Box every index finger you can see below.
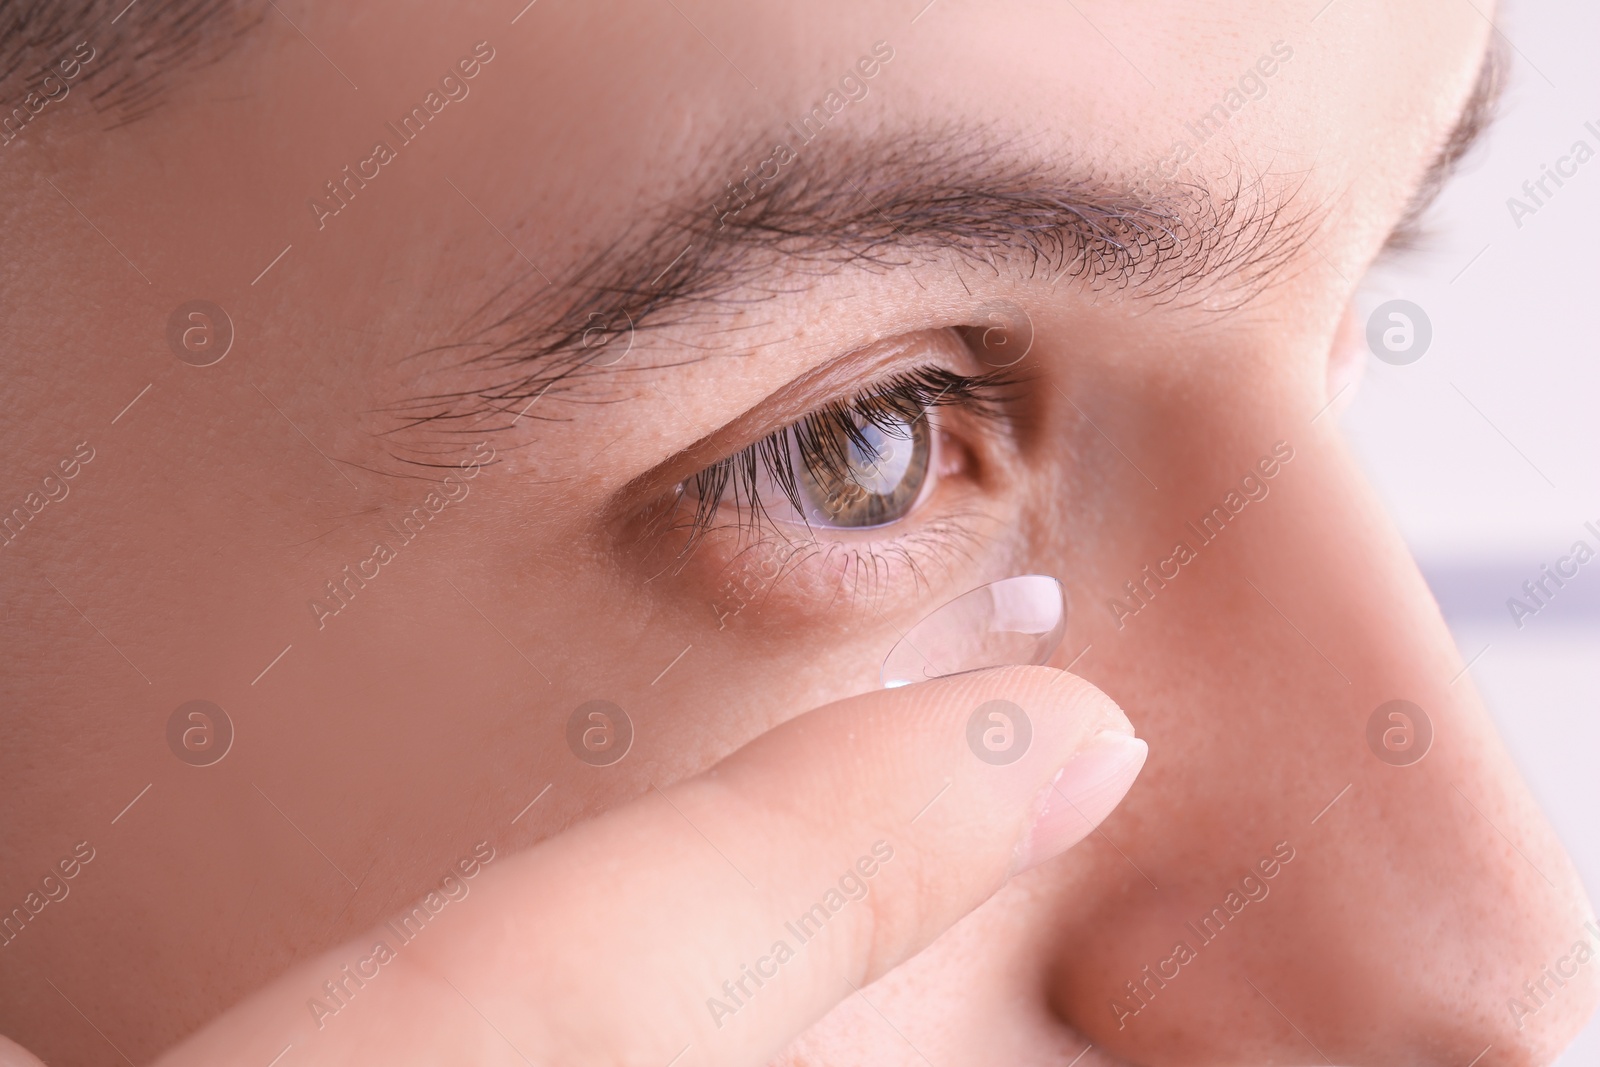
[158,665,1145,1067]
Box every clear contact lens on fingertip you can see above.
[880,574,1067,689]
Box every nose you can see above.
[1039,414,1597,1065]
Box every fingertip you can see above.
[1015,732,1149,874]
[0,1034,46,1067]
[901,664,1133,737]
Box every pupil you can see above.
[798,412,930,528]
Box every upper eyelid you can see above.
[610,330,987,501]
[714,364,1013,482]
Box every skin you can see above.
[0,0,1595,1064]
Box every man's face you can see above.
[3,1,1595,1064]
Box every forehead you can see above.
[194,0,1485,248]
[3,0,1489,470]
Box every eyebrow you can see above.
[394,127,1317,443]
[0,0,260,127]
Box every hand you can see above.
[134,666,1146,1066]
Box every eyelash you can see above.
[679,365,1014,542]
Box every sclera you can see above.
[880,575,1068,688]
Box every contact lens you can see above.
[880,575,1067,688]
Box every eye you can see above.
[791,407,932,528]
[677,362,1011,542]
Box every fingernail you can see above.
[1015,731,1148,874]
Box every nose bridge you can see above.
[1046,424,1597,1065]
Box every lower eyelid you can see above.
[681,508,1000,630]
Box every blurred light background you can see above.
[1341,1,1599,1059]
